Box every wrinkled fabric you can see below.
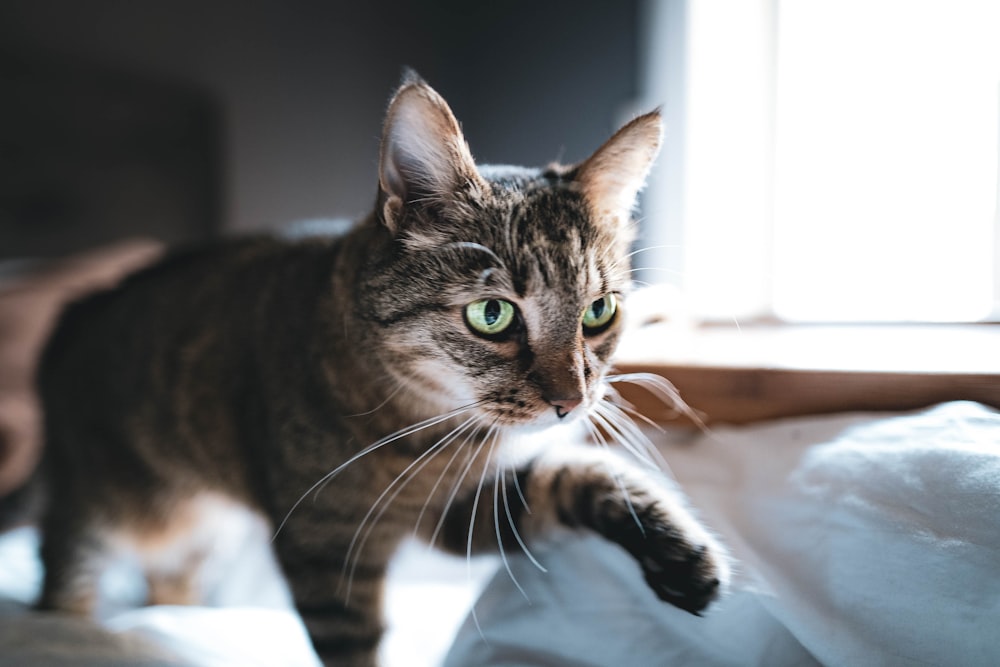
[445,402,1000,667]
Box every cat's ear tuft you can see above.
[378,77,485,233]
[398,66,427,88]
[576,110,663,228]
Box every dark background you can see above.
[0,0,642,260]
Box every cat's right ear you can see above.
[377,76,486,234]
[575,110,663,232]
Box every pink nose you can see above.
[550,398,583,419]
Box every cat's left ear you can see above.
[576,111,663,228]
[378,74,487,234]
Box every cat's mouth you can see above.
[479,388,602,428]
[485,405,586,428]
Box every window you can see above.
[639,0,1000,323]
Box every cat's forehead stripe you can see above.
[504,200,583,289]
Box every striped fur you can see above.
[33,75,727,666]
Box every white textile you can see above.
[445,401,1000,667]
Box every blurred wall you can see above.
[0,0,640,255]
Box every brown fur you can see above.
[31,74,728,666]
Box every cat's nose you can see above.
[550,397,583,419]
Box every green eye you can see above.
[465,299,516,337]
[582,294,617,333]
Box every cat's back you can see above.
[39,235,342,427]
[45,238,275,367]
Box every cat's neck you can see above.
[319,218,462,440]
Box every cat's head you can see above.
[362,73,661,429]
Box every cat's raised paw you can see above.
[637,536,726,615]
[560,456,732,615]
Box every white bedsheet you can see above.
[1,401,998,666]
[0,528,490,667]
[446,401,1000,666]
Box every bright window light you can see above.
[772,0,999,322]
[640,0,999,323]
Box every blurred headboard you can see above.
[0,53,221,261]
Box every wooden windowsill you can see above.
[612,323,1000,426]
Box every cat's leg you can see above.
[132,492,253,607]
[37,512,111,615]
[272,509,386,667]
[146,568,200,606]
[40,489,244,611]
[38,501,207,613]
[436,444,729,615]
[142,548,206,606]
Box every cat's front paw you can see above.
[632,520,728,615]
[532,448,730,615]
[590,476,730,615]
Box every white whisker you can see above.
[272,401,483,541]
[589,404,659,470]
[598,399,676,474]
[427,421,498,550]
[617,468,646,537]
[343,381,408,418]
[413,422,484,538]
[467,428,500,565]
[606,373,709,432]
[626,266,686,278]
[501,460,546,573]
[438,241,508,270]
[510,458,531,515]
[592,400,676,476]
[467,426,501,645]
[493,455,531,601]
[603,385,669,442]
[341,415,479,598]
[623,244,682,260]
[583,420,645,536]
[604,385,666,433]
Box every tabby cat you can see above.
[33,73,728,666]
